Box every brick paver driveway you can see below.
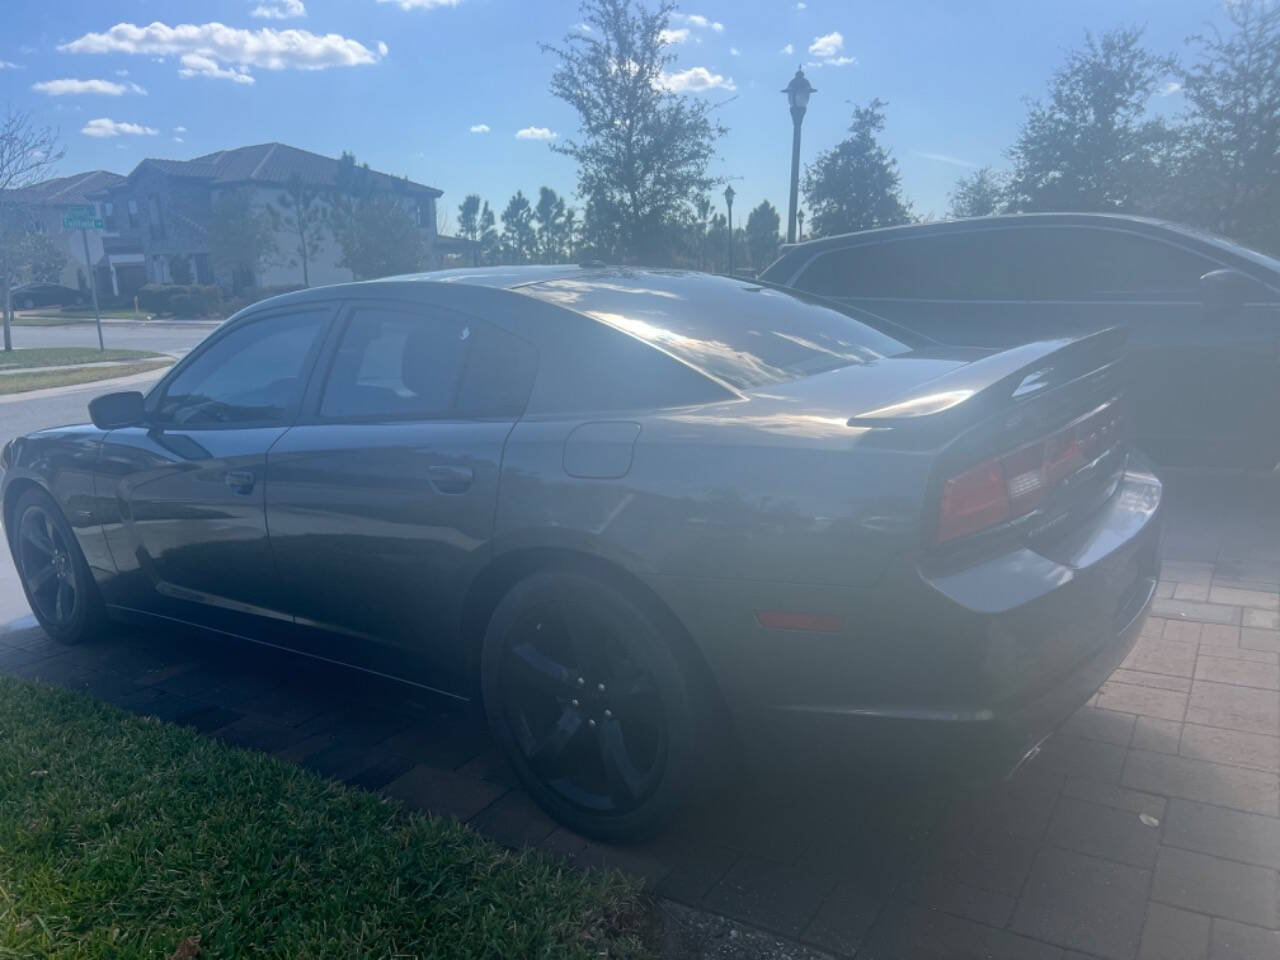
[2,469,1277,959]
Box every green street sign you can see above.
[65,204,95,218]
[63,215,104,230]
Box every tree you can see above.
[543,0,725,263]
[333,192,424,279]
[500,190,536,263]
[477,201,498,264]
[25,234,66,284]
[1174,0,1280,253]
[534,186,569,263]
[273,172,326,287]
[803,99,912,238]
[457,193,482,265]
[208,189,278,291]
[0,107,65,350]
[1007,28,1174,213]
[948,166,1008,219]
[744,200,781,271]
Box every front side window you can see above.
[127,199,139,229]
[320,306,537,420]
[153,310,328,426]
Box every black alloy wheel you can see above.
[482,570,705,841]
[11,489,104,643]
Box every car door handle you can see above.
[427,465,473,494]
[223,469,256,495]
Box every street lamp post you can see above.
[782,68,815,245]
[724,183,735,275]
[797,209,805,242]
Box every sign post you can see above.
[62,205,105,350]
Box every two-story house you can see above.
[90,142,442,292]
[6,170,130,292]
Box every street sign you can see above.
[63,214,104,230]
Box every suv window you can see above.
[153,309,328,426]
[1012,227,1219,301]
[320,306,537,420]
[796,232,1024,300]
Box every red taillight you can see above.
[937,403,1124,544]
[938,458,1010,543]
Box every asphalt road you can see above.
[5,317,216,358]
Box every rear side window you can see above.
[320,305,536,420]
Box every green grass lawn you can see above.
[0,676,647,958]
[0,361,174,395]
[15,308,150,321]
[0,348,160,370]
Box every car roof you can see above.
[772,212,1280,274]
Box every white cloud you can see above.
[809,31,843,58]
[575,22,592,33]
[1160,80,1182,96]
[515,126,557,140]
[59,22,386,86]
[671,13,724,32]
[656,66,736,93]
[729,46,740,56]
[469,122,490,133]
[376,0,461,9]
[659,28,690,45]
[252,0,306,19]
[0,61,22,69]
[174,125,187,132]
[179,53,256,84]
[806,55,855,69]
[796,2,807,9]
[81,117,158,137]
[780,43,794,55]
[173,136,184,142]
[32,78,147,96]
[914,150,977,168]
[114,68,129,76]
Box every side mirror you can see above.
[89,391,145,429]
[1199,268,1256,314]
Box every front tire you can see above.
[10,488,106,644]
[481,570,705,842]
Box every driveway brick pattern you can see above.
[1,469,1277,958]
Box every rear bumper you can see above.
[655,454,1162,777]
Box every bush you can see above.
[137,284,221,317]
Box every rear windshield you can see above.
[520,270,912,390]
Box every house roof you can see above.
[126,142,442,198]
[7,170,126,206]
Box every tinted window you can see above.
[1012,228,1218,301]
[154,310,327,426]
[521,272,909,390]
[796,232,1024,300]
[320,307,536,420]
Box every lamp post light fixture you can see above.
[724,183,736,275]
[796,209,805,242]
[782,67,815,245]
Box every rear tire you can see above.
[10,488,106,644]
[480,569,707,842]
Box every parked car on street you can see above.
[1,267,1161,840]
[9,282,86,309]
[761,213,1280,468]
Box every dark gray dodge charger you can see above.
[1,267,1161,840]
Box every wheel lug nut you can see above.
[576,677,584,686]
[588,718,596,728]
[597,683,606,693]
[603,709,612,719]
[571,699,579,708]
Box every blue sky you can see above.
[3,0,1225,231]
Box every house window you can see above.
[103,202,116,231]
[148,196,165,240]
[152,255,169,284]
[127,199,139,229]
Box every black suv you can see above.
[762,213,1280,468]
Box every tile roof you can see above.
[8,170,126,206]
[135,142,441,197]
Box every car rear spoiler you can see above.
[846,327,1128,436]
